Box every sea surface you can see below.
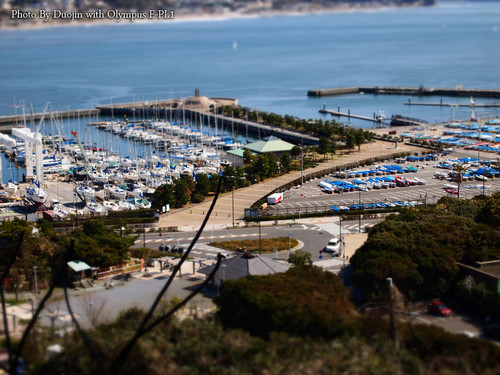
[1,1,500,181]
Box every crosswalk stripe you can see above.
[313,258,345,266]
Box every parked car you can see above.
[427,300,452,316]
[444,188,459,194]
[159,244,171,252]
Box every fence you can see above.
[95,263,141,280]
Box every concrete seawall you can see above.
[307,86,500,98]
[0,108,99,131]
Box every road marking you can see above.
[313,258,346,268]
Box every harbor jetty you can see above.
[0,98,319,145]
[319,107,385,124]
[307,86,500,98]
[0,108,99,130]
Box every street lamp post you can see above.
[301,137,304,185]
[358,190,361,233]
[258,214,262,256]
[232,186,235,227]
[288,224,292,257]
[142,223,146,248]
[451,104,458,122]
[33,266,38,297]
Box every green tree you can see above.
[476,192,500,227]
[330,139,337,160]
[354,129,365,151]
[73,220,135,268]
[350,199,500,302]
[288,250,312,266]
[215,265,355,339]
[266,153,279,177]
[223,164,237,191]
[345,132,355,151]
[174,178,191,208]
[452,164,469,199]
[280,152,291,173]
[290,145,302,160]
[152,183,176,209]
[192,173,211,202]
[243,149,254,164]
[254,155,270,180]
[318,137,331,160]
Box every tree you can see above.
[243,149,255,164]
[254,155,270,180]
[453,164,469,199]
[223,164,237,191]
[174,178,191,208]
[345,132,355,152]
[73,220,135,268]
[318,137,331,160]
[476,193,500,227]
[0,219,63,298]
[266,153,278,177]
[330,139,337,160]
[290,145,301,160]
[350,199,500,302]
[288,250,312,266]
[179,173,195,196]
[280,152,291,173]
[152,183,176,209]
[215,266,355,339]
[192,173,211,202]
[354,129,365,151]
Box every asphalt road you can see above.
[135,219,380,259]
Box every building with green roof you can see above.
[243,136,295,155]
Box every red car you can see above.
[427,300,452,316]
[444,188,458,195]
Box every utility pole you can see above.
[301,137,304,185]
[358,190,361,233]
[387,277,399,348]
[143,223,146,248]
[258,215,262,256]
[232,186,235,227]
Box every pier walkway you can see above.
[308,86,500,98]
[159,140,422,231]
[319,108,385,124]
[404,101,500,108]
[0,109,99,129]
[185,110,319,146]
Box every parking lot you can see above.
[266,150,500,216]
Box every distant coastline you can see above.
[0,1,434,31]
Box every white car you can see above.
[475,174,488,181]
[324,237,341,255]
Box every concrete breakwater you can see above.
[0,101,319,146]
[185,110,319,146]
[0,108,99,130]
[307,86,500,98]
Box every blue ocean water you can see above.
[1,1,500,181]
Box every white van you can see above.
[267,193,283,205]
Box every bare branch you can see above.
[111,170,226,373]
